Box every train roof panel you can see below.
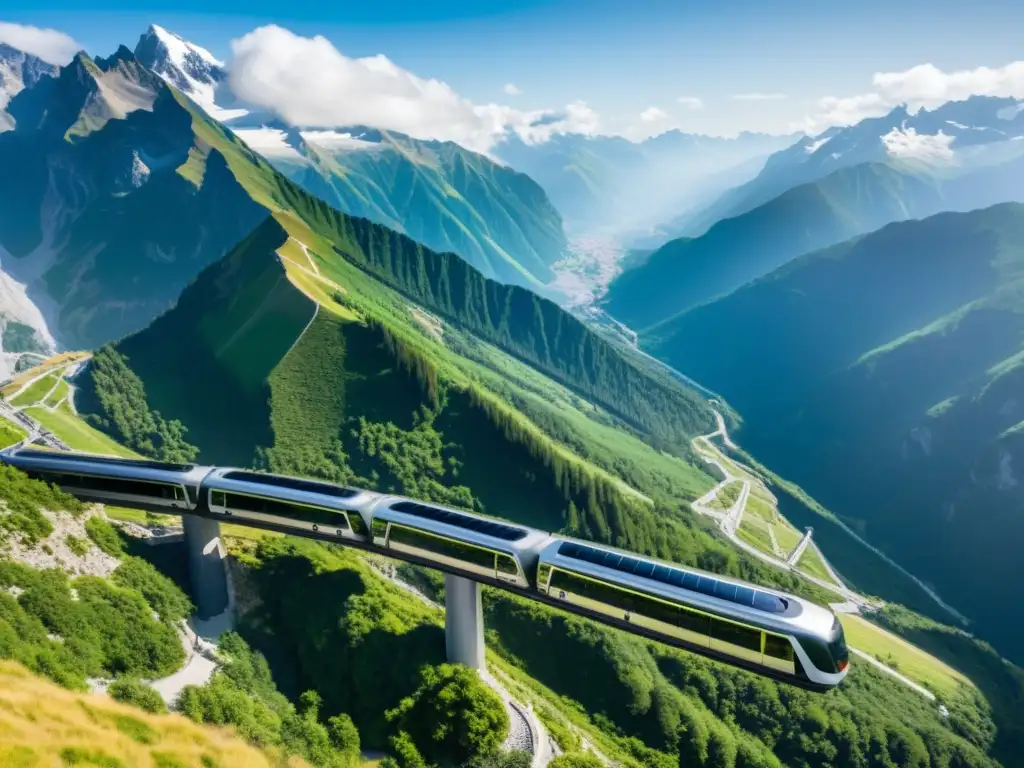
[389,501,528,542]
[12,448,195,473]
[557,541,789,614]
[220,470,361,499]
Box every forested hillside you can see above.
[644,203,1024,664]
[262,127,568,291]
[603,163,945,329]
[604,158,1024,330]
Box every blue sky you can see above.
[4,0,1024,139]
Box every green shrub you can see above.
[65,535,90,558]
[111,557,193,623]
[385,664,508,765]
[108,678,168,714]
[85,517,124,558]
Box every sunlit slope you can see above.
[0,53,267,350]
[0,661,304,767]
[603,163,946,329]
[644,203,1024,661]
[273,128,568,290]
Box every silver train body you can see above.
[0,446,211,512]
[535,538,848,689]
[0,446,848,689]
[370,499,552,589]
[202,468,377,541]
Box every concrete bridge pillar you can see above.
[182,515,229,619]
[445,573,485,669]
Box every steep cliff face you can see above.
[0,51,265,349]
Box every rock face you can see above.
[4,505,120,579]
[133,24,236,120]
[0,42,58,114]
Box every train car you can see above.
[202,468,378,540]
[535,538,848,690]
[0,446,210,512]
[371,499,552,588]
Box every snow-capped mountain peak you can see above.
[133,24,245,121]
[0,43,59,116]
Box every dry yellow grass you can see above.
[0,660,310,767]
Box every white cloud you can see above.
[880,126,956,163]
[227,25,596,153]
[0,21,80,65]
[676,96,703,110]
[640,106,668,122]
[732,92,787,101]
[503,83,522,96]
[801,60,1024,133]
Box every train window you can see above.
[346,513,368,536]
[537,563,553,587]
[734,586,756,606]
[798,636,839,673]
[222,471,360,499]
[389,501,528,541]
[388,525,497,569]
[677,607,711,636]
[752,592,788,614]
[372,519,389,538]
[497,554,519,576]
[640,593,678,626]
[556,541,790,615]
[695,576,718,597]
[764,634,794,661]
[211,491,226,506]
[828,619,849,669]
[222,492,346,527]
[49,472,185,501]
[634,561,655,578]
[619,557,640,573]
[710,619,761,651]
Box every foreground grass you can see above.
[0,419,26,449]
[0,659,306,767]
[841,614,972,698]
[26,402,141,458]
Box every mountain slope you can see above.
[603,162,948,329]
[680,96,1024,237]
[133,24,246,122]
[495,130,796,236]
[238,125,568,291]
[644,203,1024,661]
[0,49,267,349]
[606,153,1024,330]
[0,42,58,130]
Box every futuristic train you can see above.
[0,445,849,690]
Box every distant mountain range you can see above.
[129,25,568,292]
[494,130,798,237]
[677,96,1024,238]
[603,154,1024,329]
[642,202,1024,660]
